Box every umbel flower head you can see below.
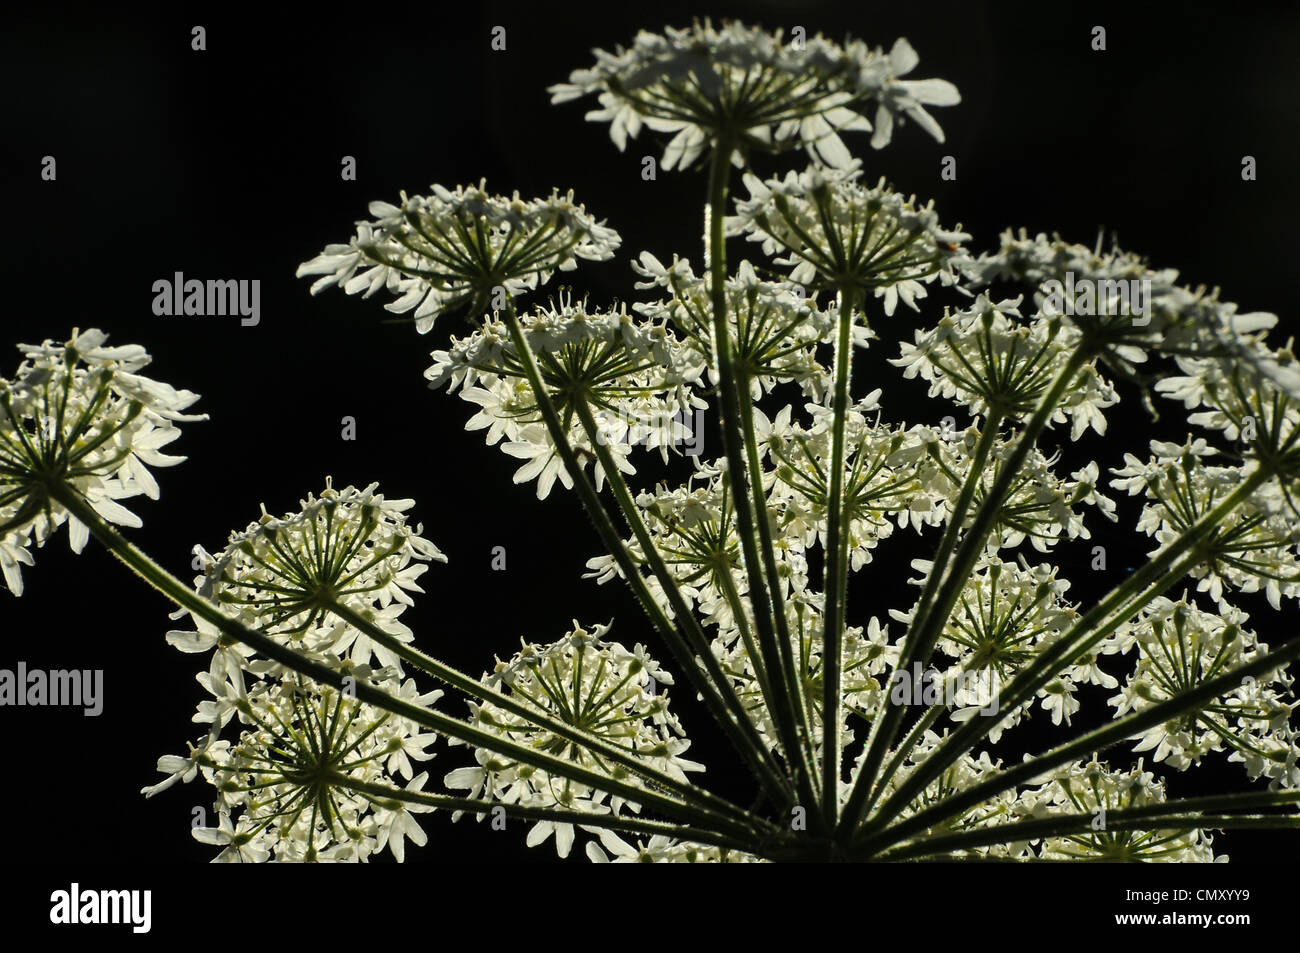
[633,254,837,398]
[892,295,1120,438]
[0,329,203,595]
[1107,596,1298,780]
[445,622,701,858]
[171,479,446,673]
[297,182,622,332]
[974,229,1280,378]
[550,20,958,169]
[1027,760,1221,862]
[148,670,441,863]
[729,161,972,311]
[426,294,704,497]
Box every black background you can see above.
[1,0,1298,869]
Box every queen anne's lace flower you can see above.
[1107,597,1298,779]
[297,183,621,331]
[974,229,1278,379]
[0,329,204,595]
[444,622,701,858]
[148,671,440,863]
[169,479,445,674]
[633,254,836,398]
[892,295,1119,438]
[729,162,971,311]
[1026,760,1223,862]
[428,296,703,496]
[1111,441,1300,609]
[550,21,958,170]
[1158,348,1300,481]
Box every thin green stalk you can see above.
[864,469,1270,834]
[706,138,816,813]
[875,793,1300,861]
[499,303,791,804]
[737,366,820,790]
[339,774,758,853]
[320,596,752,823]
[48,481,761,842]
[840,409,1006,832]
[858,578,1300,855]
[820,285,858,827]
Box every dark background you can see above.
[1,0,1298,866]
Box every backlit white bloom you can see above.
[1108,597,1298,779]
[633,254,836,398]
[1029,760,1223,862]
[444,622,701,858]
[174,479,445,673]
[892,295,1119,438]
[551,21,958,169]
[427,296,702,495]
[585,831,761,863]
[974,229,1278,376]
[729,162,971,306]
[1111,443,1300,609]
[0,328,204,595]
[151,671,441,863]
[297,183,621,331]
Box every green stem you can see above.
[338,774,757,853]
[858,554,1300,855]
[499,303,791,804]
[49,481,760,842]
[820,285,858,827]
[320,596,751,823]
[840,408,1006,833]
[737,367,819,790]
[706,138,816,814]
[875,794,1300,861]
[864,469,1269,836]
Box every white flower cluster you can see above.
[170,479,445,672]
[633,255,836,398]
[550,21,958,170]
[974,229,1278,369]
[719,595,897,754]
[892,295,1119,439]
[764,398,948,567]
[905,556,1113,734]
[1159,350,1300,477]
[1107,597,1298,784]
[149,672,440,862]
[1025,760,1222,862]
[444,622,701,858]
[1112,439,1300,608]
[427,296,704,497]
[585,832,761,863]
[147,481,446,862]
[0,329,203,595]
[876,750,1224,861]
[866,729,1024,857]
[297,183,621,331]
[729,161,972,311]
